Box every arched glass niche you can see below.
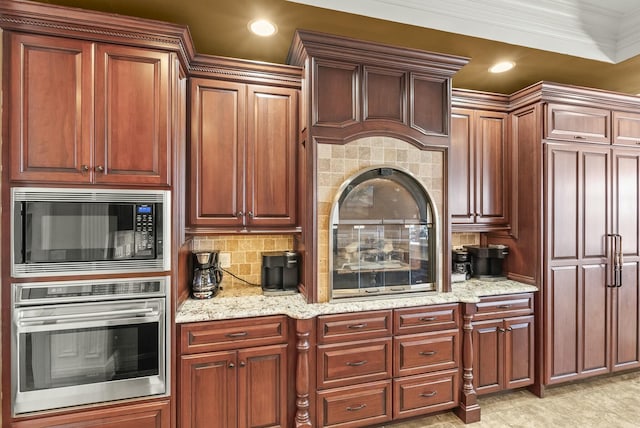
[330,167,437,299]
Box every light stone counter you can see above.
[175,278,538,323]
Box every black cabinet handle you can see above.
[419,351,436,356]
[346,360,368,367]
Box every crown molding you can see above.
[288,0,640,63]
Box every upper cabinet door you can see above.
[9,33,94,183]
[613,111,640,147]
[189,78,246,227]
[94,44,171,186]
[474,111,508,225]
[544,103,610,144]
[246,85,298,227]
[450,108,474,224]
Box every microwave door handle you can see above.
[18,307,156,325]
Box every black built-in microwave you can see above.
[11,187,170,277]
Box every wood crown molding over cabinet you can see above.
[287,29,469,148]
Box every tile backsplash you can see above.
[192,235,294,290]
[451,232,480,248]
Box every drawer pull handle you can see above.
[346,360,368,367]
[348,323,368,329]
[574,135,586,140]
[497,304,512,309]
[347,404,367,411]
[419,351,437,356]
[226,332,248,338]
[420,391,437,398]
[419,316,437,322]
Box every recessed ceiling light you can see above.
[489,61,515,73]
[248,19,277,37]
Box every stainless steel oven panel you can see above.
[12,298,169,415]
[13,276,168,306]
[11,187,171,277]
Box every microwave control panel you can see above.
[135,204,155,257]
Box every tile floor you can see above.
[381,371,640,427]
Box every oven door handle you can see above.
[17,307,157,326]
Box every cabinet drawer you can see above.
[613,110,640,146]
[474,293,534,321]
[394,304,459,335]
[544,103,610,143]
[317,310,392,344]
[394,330,459,377]
[393,369,459,420]
[317,338,392,389]
[316,380,392,428]
[179,315,287,354]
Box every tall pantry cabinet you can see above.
[488,83,640,394]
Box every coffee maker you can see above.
[261,251,299,294]
[191,251,224,299]
[452,249,472,281]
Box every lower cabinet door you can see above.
[10,400,171,428]
[316,380,392,428]
[472,319,503,395]
[393,369,459,420]
[179,351,237,428]
[237,344,288,428]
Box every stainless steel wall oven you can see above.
[11,277,170,415]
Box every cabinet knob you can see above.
[239,361,246,367]
[236,211,244,218]
[228,362,235,368]
[248,211,254,218]
[81,164,90,172]
[95,165,105,173]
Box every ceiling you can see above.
[30,0,640,95]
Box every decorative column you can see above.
[455,302,481,423]
[295,318,312,427]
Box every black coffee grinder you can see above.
[191,251,223,299]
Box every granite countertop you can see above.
[175,278,538,323]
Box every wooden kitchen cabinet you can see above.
[613,110,640,146]
[392,304,460,420]
[450,107,509,230]
[8,32,172,186]
[315,311,393,427]
[545,144,640,383]
[178,316,289,428]
[10,400,171,428]
[189,77,298,230]
[472,294,534,395]
[544,103,610,144]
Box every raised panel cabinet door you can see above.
[237,344,288,428]
[189,78,245,227]
[544,103,610,143]
[474,111,508,224]
[471,319,503,395]
[612,149,640,371]
[10,401,171,428]
[504,315,535,389]
[246,85,298,227]
[94,44,171,186]
[613,111,640,146]
[9,33,93,183]
[179,351,237,428]
[410,73,447,136]
[450,108,474,224]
